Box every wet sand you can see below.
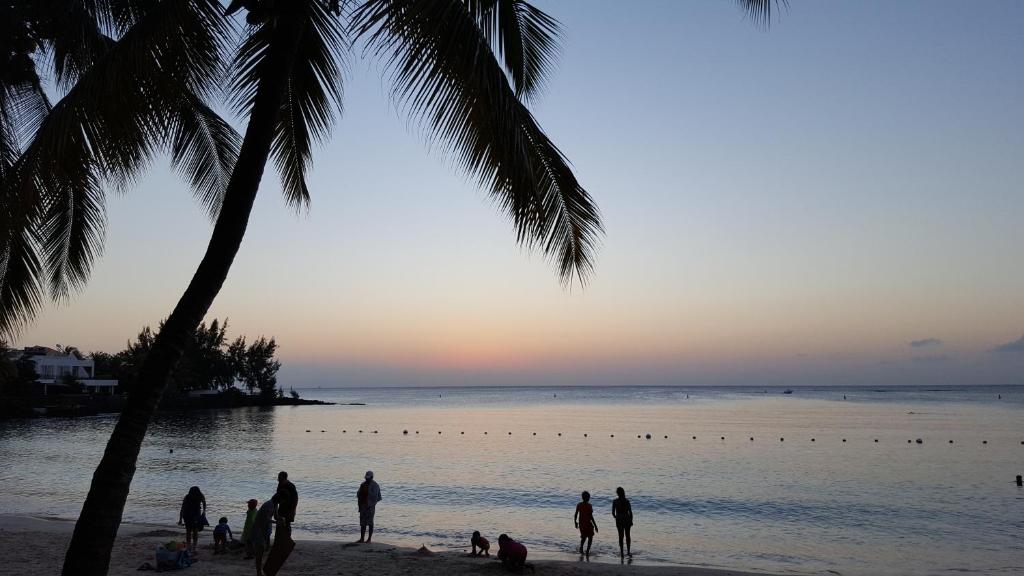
[0,515,782,576]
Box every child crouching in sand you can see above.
[213,516,234,553]
[497,534,527,570]
[471,531,490,556]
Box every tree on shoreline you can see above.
[90,320,281,396]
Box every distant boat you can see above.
[783,389,794,394]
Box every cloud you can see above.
[909,338,943,348]
[912,354,949,364]
[992,334,1024,355]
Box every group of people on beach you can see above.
[179,471,635,575]
[178,471,300,576]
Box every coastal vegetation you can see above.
[0,320,307,418]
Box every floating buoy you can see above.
[358,430,363,433]
[811,438,815,442]
[508,432,512,435]
[749,437,754,441]
[874,439,878,442]
[1016,475,1022,487]
[558,433,562,436]
[415,431,419,434]
[610,434,615,438]
[484,432,488,435]
[692,436,697,440]
[645,434,651,440]
[584,433,588,437]
[842,439,847,443]
[343,430,347,433]
[948,440,953,444]
[438,431,442,434]
[373,430,378,434]
[169,449,174,453]
[664,435,669,439]
[720,436,725,440]
[403,430,408,435]
[983,440,988,444]
[305,430,311,433]
[780,437,784,442]
[461,432,465,435]
[916,438,923,444]
[532,432,536,436]
[907,440,912,443]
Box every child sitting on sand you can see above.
[497,534,527,570]
[471,531,490,556]
[213,517,234,553]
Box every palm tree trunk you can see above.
[61,10,307,576]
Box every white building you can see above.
[21,346,119,395]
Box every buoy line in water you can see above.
[299,429,1019,445]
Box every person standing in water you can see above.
[611,487,633,558]
[574,490,598,555]
[357,470,382,543]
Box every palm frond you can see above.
[169,95,241,218]
[0,0,232,337]
[736,0,785,28]
[232,0,346,208]
[465,0,561,100]
[354,0,601,284]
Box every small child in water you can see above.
[471,531,490,556]
[213,516,233,554]
[574,490,597,555]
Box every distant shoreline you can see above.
[0,393,333,420]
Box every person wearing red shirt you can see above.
[574,490,598,555]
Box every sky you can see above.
[14,0,1024,387]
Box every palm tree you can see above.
[2,1,778,574]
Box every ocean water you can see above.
[1,385,1022,575]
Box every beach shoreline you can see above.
[0,515,785,576]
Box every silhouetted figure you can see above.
[213,516,234,554]
[574,490,598,555]
[274,471,298,534]
[497,534,528,570]
[612,487,633,557]
[251,497,277,576]
[177,486,207,554]
[471,530,490,556]
[242,499,258,559]
[357,470,382,543]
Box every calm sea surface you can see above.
[1,385,1022,575]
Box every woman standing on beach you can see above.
[612,487,633,558]
[574,491,598,555]
[177,486,206,554]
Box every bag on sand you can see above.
[155,546,192,570]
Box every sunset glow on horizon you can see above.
[13,0,1024,387]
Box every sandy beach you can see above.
[0,515,780,576]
